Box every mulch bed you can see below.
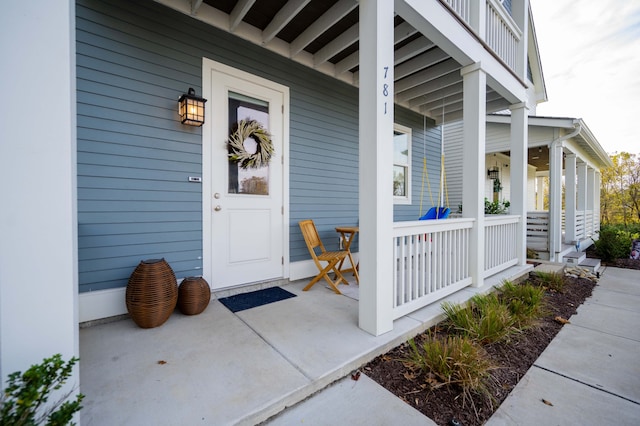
[363,274,599,426]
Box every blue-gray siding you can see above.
[77,0,441,292]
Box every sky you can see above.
[530,1,640,155]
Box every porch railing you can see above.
[585,210,594,237]
[484,215,519,277]
[526,211,549,251]
[576,210,586,240]
[442,0,521,72]
[392,219,474,319]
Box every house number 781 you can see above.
[383,66,389,115]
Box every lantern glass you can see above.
[178,88,207,127]
[487,167,500,179]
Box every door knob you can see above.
[214,205,222,211]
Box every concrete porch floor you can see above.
[79,265,532,425]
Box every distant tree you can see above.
[600,152,640,225]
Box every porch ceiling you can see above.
[172,0,514,124]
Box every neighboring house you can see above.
[1,0,535,387]
[445,115,612,264]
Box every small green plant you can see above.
[484,198,510,215]
[526,248,539,259]
[0,354,84,426]
[406,335,494,409]
[499,280,545,327]
[442,293,516,343]
[531,271,565,293]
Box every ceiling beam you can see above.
[394,47,449,80]
[229,0,256,32]
[290,0,357,57]
[191,0,203,15]
[394,37,434,65]
[314,23,358,66]
[394,58,460,92]
[397,71,460,103]
[262,0,311,44]
[407,81,463,108]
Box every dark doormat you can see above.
[218,287,296,313]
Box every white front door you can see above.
[203,59,289,289]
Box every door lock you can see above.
[214,193,221,199]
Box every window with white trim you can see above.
[393,124,412,204]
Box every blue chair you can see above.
[419,207,450,220]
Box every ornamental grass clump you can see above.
[406,335,495,411]
[442,293,516,343]
[532,271,565,293]
[499,280,546,327]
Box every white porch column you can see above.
[564,154,577,244]
[587,167,596,236]
[509,102,529,265]
[594,171,602,233]
[358,0,394,336]
[0,0,78,386]
[548,142,563,261]
[535,175,545,210]
[461,63,486,287]
[577,161,588,212]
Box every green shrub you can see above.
[406,335,494,405]
[594,225,639,261]
[0,354,84,426]
[499,280,545,327]
[484,198,510,215]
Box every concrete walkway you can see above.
[79,266,640,425]
[265,266,640,426]
[487,266,640,425]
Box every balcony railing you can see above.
[442,0,522,72]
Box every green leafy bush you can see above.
[484,198,510,215]
[0,354,84,426]
[594,225,639,261]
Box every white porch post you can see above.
[587,167,596,236]
[564,154,577,244]
[535,175,545,210]
[358,0,394,336]
[577,161,588,214]
[548,142,563,261]
[510,103,528,265]
[594,171,602,233]
[1,0,78,387]
[461,63,486,287]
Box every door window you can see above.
[228,93,270,195]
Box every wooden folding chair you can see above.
[299,219,349,294]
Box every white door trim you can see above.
[202,58,290,288]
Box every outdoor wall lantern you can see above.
[178,88,207,127]
[487,166,500,180]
